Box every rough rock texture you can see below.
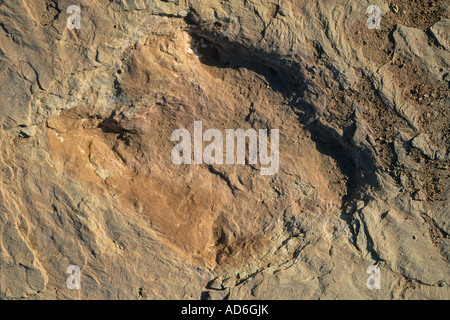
[0,0,449,299]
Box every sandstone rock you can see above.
[0,0,448,300]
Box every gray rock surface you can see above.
[0,0,449,299]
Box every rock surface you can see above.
[0,0,449,299]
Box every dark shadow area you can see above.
[200,291,211,300]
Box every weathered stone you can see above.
[0,0,448,300]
